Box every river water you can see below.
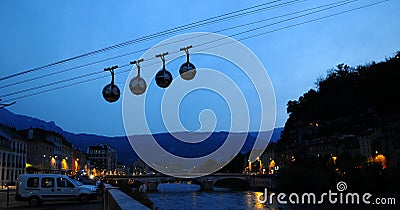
[148,190,281,210]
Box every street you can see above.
[0,188,103,210]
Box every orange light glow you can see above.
[61,159,69,170]
[373,154,387,169]
[332,156,337,165]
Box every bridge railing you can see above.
[103,183,149,210]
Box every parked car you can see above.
[69,175,96,185]
[15,174,98,207]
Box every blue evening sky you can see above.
[0,0,399,136]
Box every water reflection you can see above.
[251,191,266,209]
[148,190,279,210]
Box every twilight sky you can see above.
[0,0,399,136]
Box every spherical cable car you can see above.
[155,52,173,88]
[129,59,147,95]
[102,65,120,103]
[179,46,196,81]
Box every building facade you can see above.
[72,147,89,174]
[61,139,73,173]
[0,124,27,186]
[87,144,117,176]
[19,128,75,174]
[116,162,127,176]
[261,122,400,172]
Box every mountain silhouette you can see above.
[0,108,282,165]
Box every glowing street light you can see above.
[248,160,252,172]
[332,156,337,165]
[257,157,262,173]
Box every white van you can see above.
[15,174,98,206]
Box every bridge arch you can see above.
[161,178,204,189]
[128,179,145,188]
[213,178,249,190]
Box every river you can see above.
[148,190,281,210]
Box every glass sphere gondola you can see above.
[155,68,173,88]
[129,76,147,95]
[102,83,120,103]
[179,61,196,80]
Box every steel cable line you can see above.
[0,0,357,99]
[0,0,377,100]
[199,0,390,53]
[0,0,306,89]
[1,0,388,102]
[0,0,301,82]
[0,0,350,90]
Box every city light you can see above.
[257,157,263,173]
[269,160,276,174]
[373,154,387,169]
[332,156,337,165]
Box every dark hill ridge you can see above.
[281,52,400,146]
[0,108,282,164]
[271,52,400,194]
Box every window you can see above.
[41,177,54,188]
[57,177,74,188]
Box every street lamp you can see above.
[42,155,46,172]
[331,156,337,165]
[257,157,263,174]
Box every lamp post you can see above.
[257,157,262,174]
[42,155,46,173]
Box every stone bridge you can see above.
[105,173,276,191]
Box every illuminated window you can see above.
[41,177,54,188]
